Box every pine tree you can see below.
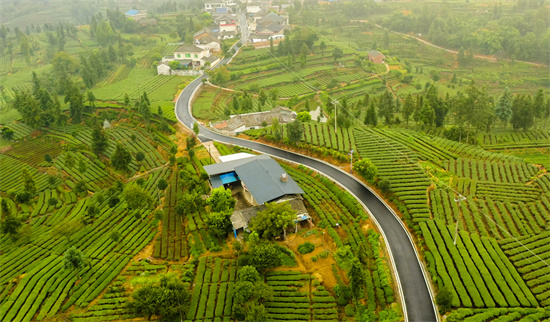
[111,143,132,171]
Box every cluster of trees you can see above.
[334,84,549,137]
[232,265,274,321]
[384,2,550,63]
[12,72,67,128]
[128,273,191,320]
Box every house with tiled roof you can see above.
[211,106,296,135]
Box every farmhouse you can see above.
[368,50,385,64]
[211,106,296,135]
[124,9,147,21]
[157,43,221,75]
[204,0,237,12]
[215,14,238,33]
[203,154,308,237]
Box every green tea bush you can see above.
[297,242,315,254]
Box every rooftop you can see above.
[204,154,304,205]
[368,50,383,57]
[125,9,139,16]
[175,44,204,53]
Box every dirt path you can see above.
[374,24,549,68]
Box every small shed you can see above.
[368,50,385,64]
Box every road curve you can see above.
[174,50,438,322]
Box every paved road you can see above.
[174,24,438,322]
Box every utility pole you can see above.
[333,99,339,133]
[453,194,466,245]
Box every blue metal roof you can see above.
[125,9,139,16]
[220,172,239,184]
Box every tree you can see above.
[296,111,311,122]
[511,94,534,130]
[206,186,235,213]
[1,127,14,140]
[64,82,84,124]
[238,266,261,283]
[124,185,151,210]
[111,143,132,171]
[91,125,109,156]
[193,122,200,135]
[0,215,22,241]
[21,168,36,195]
[128,274,190,321]
[419,100,436,126]
[436,287,453,314]
[135,151,145,162]
[353,159,377,183]
[271,118,282,141]
[495,87,513,126]
[242,244,283,272]
[78,157,87,174]
[206,211,231,240]
[249,201,295,239]
[532,88,545,128]
[65,153,75,168]
[157,178,168,191]
[44,154,53,163]
[287,119,303,143]
[378,179,391,196]
[87,90,96,112]
[74,180,88,197]
[378,90,396,125]
[110,231,121,243]
[63,246,86,279]
[402,94,415,125]
[348,258,365,300]
[332,47,343,62]
[319,41,326,57]
[364,102,377,127]
[129,285,160,320]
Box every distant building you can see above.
[157,44,220,75]
[215,14,238,33]
[204,0,237,12]
[368,50,385,64]
[124,9,147,21]
[211,106,296,135]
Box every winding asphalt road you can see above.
[174,28,438,321]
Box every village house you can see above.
[124,9,147,21]
[203,154,310,238]
[211,106,296,135]
[157,44,220,75]
[368,50,385,64]
[204,0,237,12]
[215,14,238,33]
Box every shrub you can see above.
[345,304,355,317]
[297,242,315,254]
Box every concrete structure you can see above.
[219,152,255,162]
[368,50,385,64]
[211,106,296,135]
